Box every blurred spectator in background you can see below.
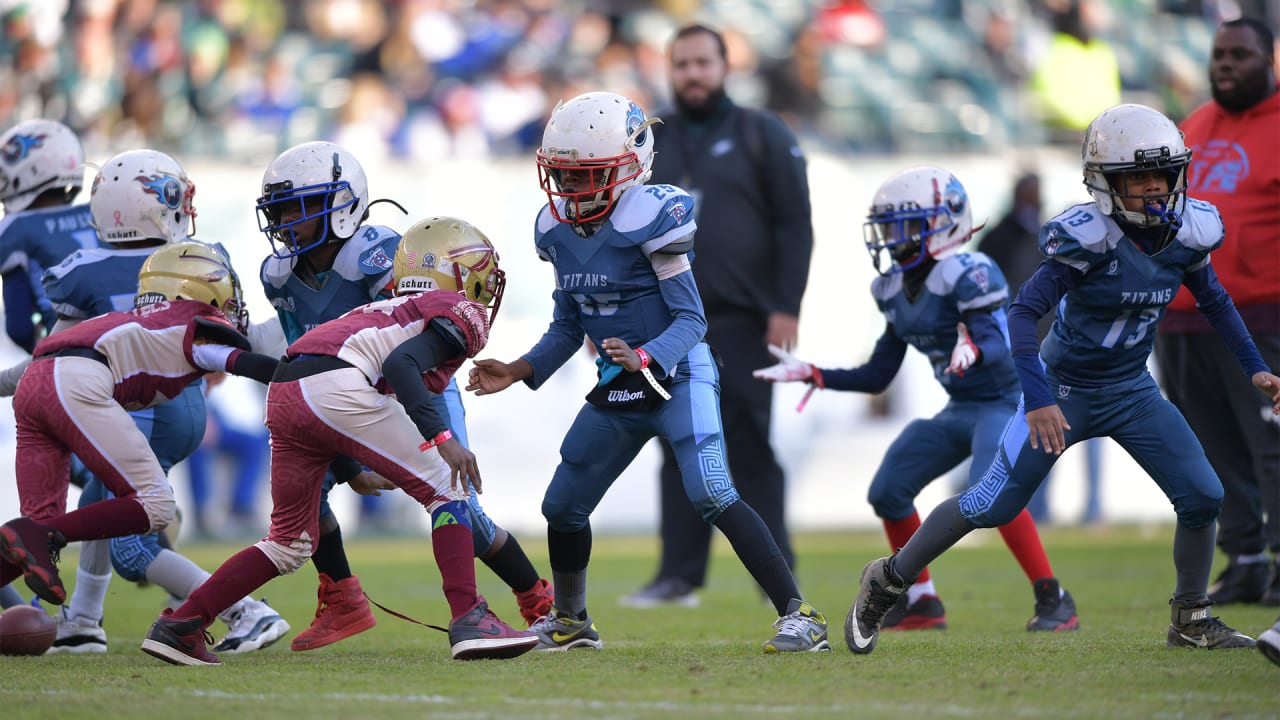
[1029,0,1121,142]
[978,172,1104,526]
[185,373,269,540]
[1155,17,1279,607]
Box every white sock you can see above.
[67,540,112,623]
[907,580,937,604]
[144,549,211,600]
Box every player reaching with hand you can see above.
[756,166,1078,633]
[845,105,1280,656]
[467,91,829,653]
[142,217,538,665]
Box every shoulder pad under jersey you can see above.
[926,252,1009,313]
[610,184,696,256]
[1171,198,1224,254]
[1039,203,1116,273]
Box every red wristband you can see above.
[418,429,454,452]
[635,347,650,369]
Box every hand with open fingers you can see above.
[945,322,979,377]
[752,344,814,383]
[467,359,515,395]
[1253,371,1280,415]
[437,437,481,493]
[348,469,397,496]
[601,337,642,372]
[1025,404,1071,455]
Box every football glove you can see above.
[945,322,979,377]
[753,344,815,383]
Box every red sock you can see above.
[997,509,1054,582]
[176,546,279,627]
[883,511,931,584]
[432,523,478,620]
[47,497,150,542]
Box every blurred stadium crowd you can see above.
[2,0,1276,163]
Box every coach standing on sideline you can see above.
[621,23,814,608]
[1155,17,1280,607]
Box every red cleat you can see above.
[290,573,377,651]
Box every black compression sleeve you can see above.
[227,350,281,385]
[382,319,467,440]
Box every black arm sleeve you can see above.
[382,317,468,441]
[226,350,281,385]
[760,114,813,316]
[329,455,363,485]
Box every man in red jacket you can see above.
[1156,17,1279,607]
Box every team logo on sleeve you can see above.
[666,200,687,223]
[365,248,394,270]
[970,267,989,293]
[136,174,184,209]
[1044,230,1061,256]
[2,133,45,164]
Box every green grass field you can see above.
[2,526,1277,719]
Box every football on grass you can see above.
[0,605,57,656]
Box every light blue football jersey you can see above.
[1038,198,1224,386]
[260,224,399,343]
[0,203,97,278]
[871,251,1019,402]
[529,184,698,366]
[44,239,231,319]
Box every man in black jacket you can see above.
[621,23,814,608]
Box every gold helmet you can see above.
[135,241,249,333]
[394,216,506,321]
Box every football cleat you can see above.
[513,578,555,627]
[530,607,603,651]
[1207,561,1270,606]
[844,556,906,655]
[46,607,107,654]
[1027,578,1080,632]
[141,609,220,666]
[618,576,699,609]
[1166,598,1254,649]
[214,599,290,653]
[1257,618,1280,667]
[448,596,539,660]
[290,573,376,652]
[763,598,830,653]
[882,593,947,631]
[0,518,67,605]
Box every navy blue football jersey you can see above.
[1038,198,1224,385]
[524,184,699,379]
[260,224,399,343]
[871,251,1019,401]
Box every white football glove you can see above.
[753,344,815,383]
[945,322,979,377]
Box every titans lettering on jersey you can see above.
[532,184,697,358]
[287,290,489,394]
[871,252,1018,401]
[0,204,96,277]
[35,299,232,410]
[1038,198,1223,385]
[260,224,399,343]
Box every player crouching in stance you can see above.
[756,166,1078,633]
[845,104,1280,656]
[466,91,829,653]
[142,217,539,665]
[0,242,277,607]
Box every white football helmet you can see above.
[1082,104,1190,229]
[89,149,197,246]
[537,91,659,225]
[0,119,85,213]
[863,166,974,275]
[256,141,370,258]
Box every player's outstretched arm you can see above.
[753,344,816,384]
[467,358,533,396]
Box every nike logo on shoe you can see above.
[1176,632,1210,648]
[551,630,580,644]
[475,623,502,636]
